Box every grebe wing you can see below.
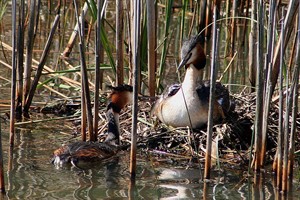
[196,81,231,113]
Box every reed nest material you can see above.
[46,92,300,167]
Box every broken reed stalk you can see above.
[16,0,25,118]
[23,15,60,114]
[204,5,218,180]
[23,0,36,106]
[0,118,5,193]
[130,0,141,181]
[116,0,124,85]
[62,2,88,57]
[147,0,156,97]
[10,0,17,146]
[73,0,94,141]
[254,0,264,172]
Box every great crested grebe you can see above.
[152,35,231,129]
[52,84,133,167]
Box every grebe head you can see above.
[105,84,133,145]
[178,35,206,71]
[107,84,133,112]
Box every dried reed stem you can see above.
[62,2,88,57]
[130,0,141,180]
[16,0,26,118]
[270,0,299,96]
[248,0,257,91]
[23,0,36,105]
[10,0,17,146]
[74,0,94,141]
[23,15,60,114]
[204,5,218,180]
[116,0,124,85]
[93,0,103,141]
[254,0,264,172]
[276,16,285,190]
[147,0,156,97]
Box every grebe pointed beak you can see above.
[177,52,192,70]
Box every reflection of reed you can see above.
[73,157,121,199]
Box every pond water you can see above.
[0,119,299,199]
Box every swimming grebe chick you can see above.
[152,35,231,129]
[52,84,133,168]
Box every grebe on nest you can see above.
[52,84,133,168]
[152,35,231,129]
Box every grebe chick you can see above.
[151,35,231,129]
[52,84,133,168]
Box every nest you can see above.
[50,92,299,168]
[116,92,300,167]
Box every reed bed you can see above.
[0,0,299,194]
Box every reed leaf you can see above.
[157,0,174,92]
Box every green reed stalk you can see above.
[180,0,187,42]
[156,0,173,92]
[146,0,156,97]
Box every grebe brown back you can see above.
[52,84,133,168]
[151,35,231,129]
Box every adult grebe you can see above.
[52,84,133,167]
[152,35,231,129]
